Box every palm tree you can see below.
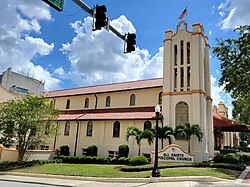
[125,126,154,156]
[174,123,203,153]
[158,126,174,149]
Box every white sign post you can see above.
[151,144,194,163]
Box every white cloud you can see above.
[60,16,163,86]
[0,0,60,91]
[218,0,250,30]
[211,75,233,118]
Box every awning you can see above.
[213,114,250,132]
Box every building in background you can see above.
[0,67,44,96]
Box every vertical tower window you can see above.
[175,102,189,127]
[187,42,190,64]
[180,40,184,65]
[86,121,93,136]
[113,121,120,137]
[158,92,163,104]
[66,99,70,109]
[106,96,111,107]
[144,121,152,130]
[84,98,89,108]
[64,121,70,136]
[130,94,136,106]
[180,67,184,90]
[187,67,191,90]
[174,68,177,91]
[174,45,177,66]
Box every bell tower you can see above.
[162,21,214,162]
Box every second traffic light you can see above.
[95,5,107,30]
[126,33,136,53]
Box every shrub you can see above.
[60,145,70,156]
[85,156,92,163]
[117,157,127,165]
[223,153,240,164]
[96,157,108,164]
[220,148,237,154]
[86,145,98,156]
[213,153,224,163]
[110,157,117,164]
[118,144,129,158]
[242,155,250,163]
[130,156,148,166]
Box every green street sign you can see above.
[42,0,64,12]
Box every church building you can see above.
[45,22,226,162]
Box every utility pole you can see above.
[72,0,126,41]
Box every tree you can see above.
[174,123,203,153]
[125,126,154,156]
[158,126,174,149]
[232,93,250,125]
[213,25,250,99]
[0,95,59,162]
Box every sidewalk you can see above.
[0,166,250,187]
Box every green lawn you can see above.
[11,164,241,180]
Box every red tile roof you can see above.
[46,78,163,98]
[213,113,250,132]
[57,107,156,120]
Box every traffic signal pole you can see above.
[72,0,125,41]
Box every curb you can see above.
[0,172,233,184]
[235,166,250,184]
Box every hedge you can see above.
[0,159,61,171]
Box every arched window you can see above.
[144,121,152,131]
[175,101,189,127]
[158,92,163,104]
[50,101,54,108]
[113,121,120,137]
[64,121,70,136]
[66,99,70,109]
[84,98,89,108]
[130,94,136,106]
[187,42,190,64]
[106,96,111,107]
[180,40,184,65]
[174,45,177,66]
[86,121,93,136]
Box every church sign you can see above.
[152,144,194,163]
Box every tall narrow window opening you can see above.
[158,92,163,104]
[130,94,136,106]
[180,40,184,65]
[113,121,120,137]
[174,68,177,91]
[66,99,70,109]
[86,121,93,136]
[64,121,70,136]
[106,96,111,107]
[187,42,190,64]
[144,121,152,130]
[174,45,177,66]
[84,98,89,108]
[187,67,191,90]
[180,67,184,91]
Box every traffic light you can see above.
[95,5,107,30]
[126,33,136,53]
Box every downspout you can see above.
[74,120,80,156]
[94,94,98,109]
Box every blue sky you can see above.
[0,0,250,117]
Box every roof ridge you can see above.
[47,77,163,93]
